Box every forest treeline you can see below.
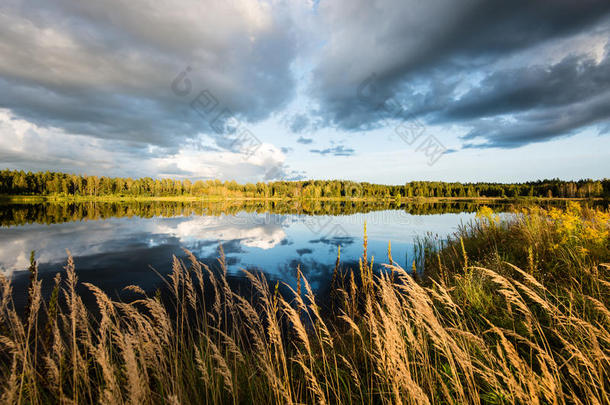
[1,169,608,199]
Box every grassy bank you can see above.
[0,203,609,404]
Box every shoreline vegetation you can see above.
[1,202,609,403]
[1,193,606,204]
[2,169,609,202]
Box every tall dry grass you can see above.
[0,203,609,404]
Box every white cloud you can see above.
[156,215,286,250]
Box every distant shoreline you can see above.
[0,194,605,204]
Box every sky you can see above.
[0,0,609,184]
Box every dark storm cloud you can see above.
[0,78,199,151]
[0,0,298,154]
[310,0,610,148]
[442,54,610,121]
[445,51,610,147]
[1,0,609,164]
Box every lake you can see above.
[0,200,514,308]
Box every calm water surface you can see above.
[0,200,507,307]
